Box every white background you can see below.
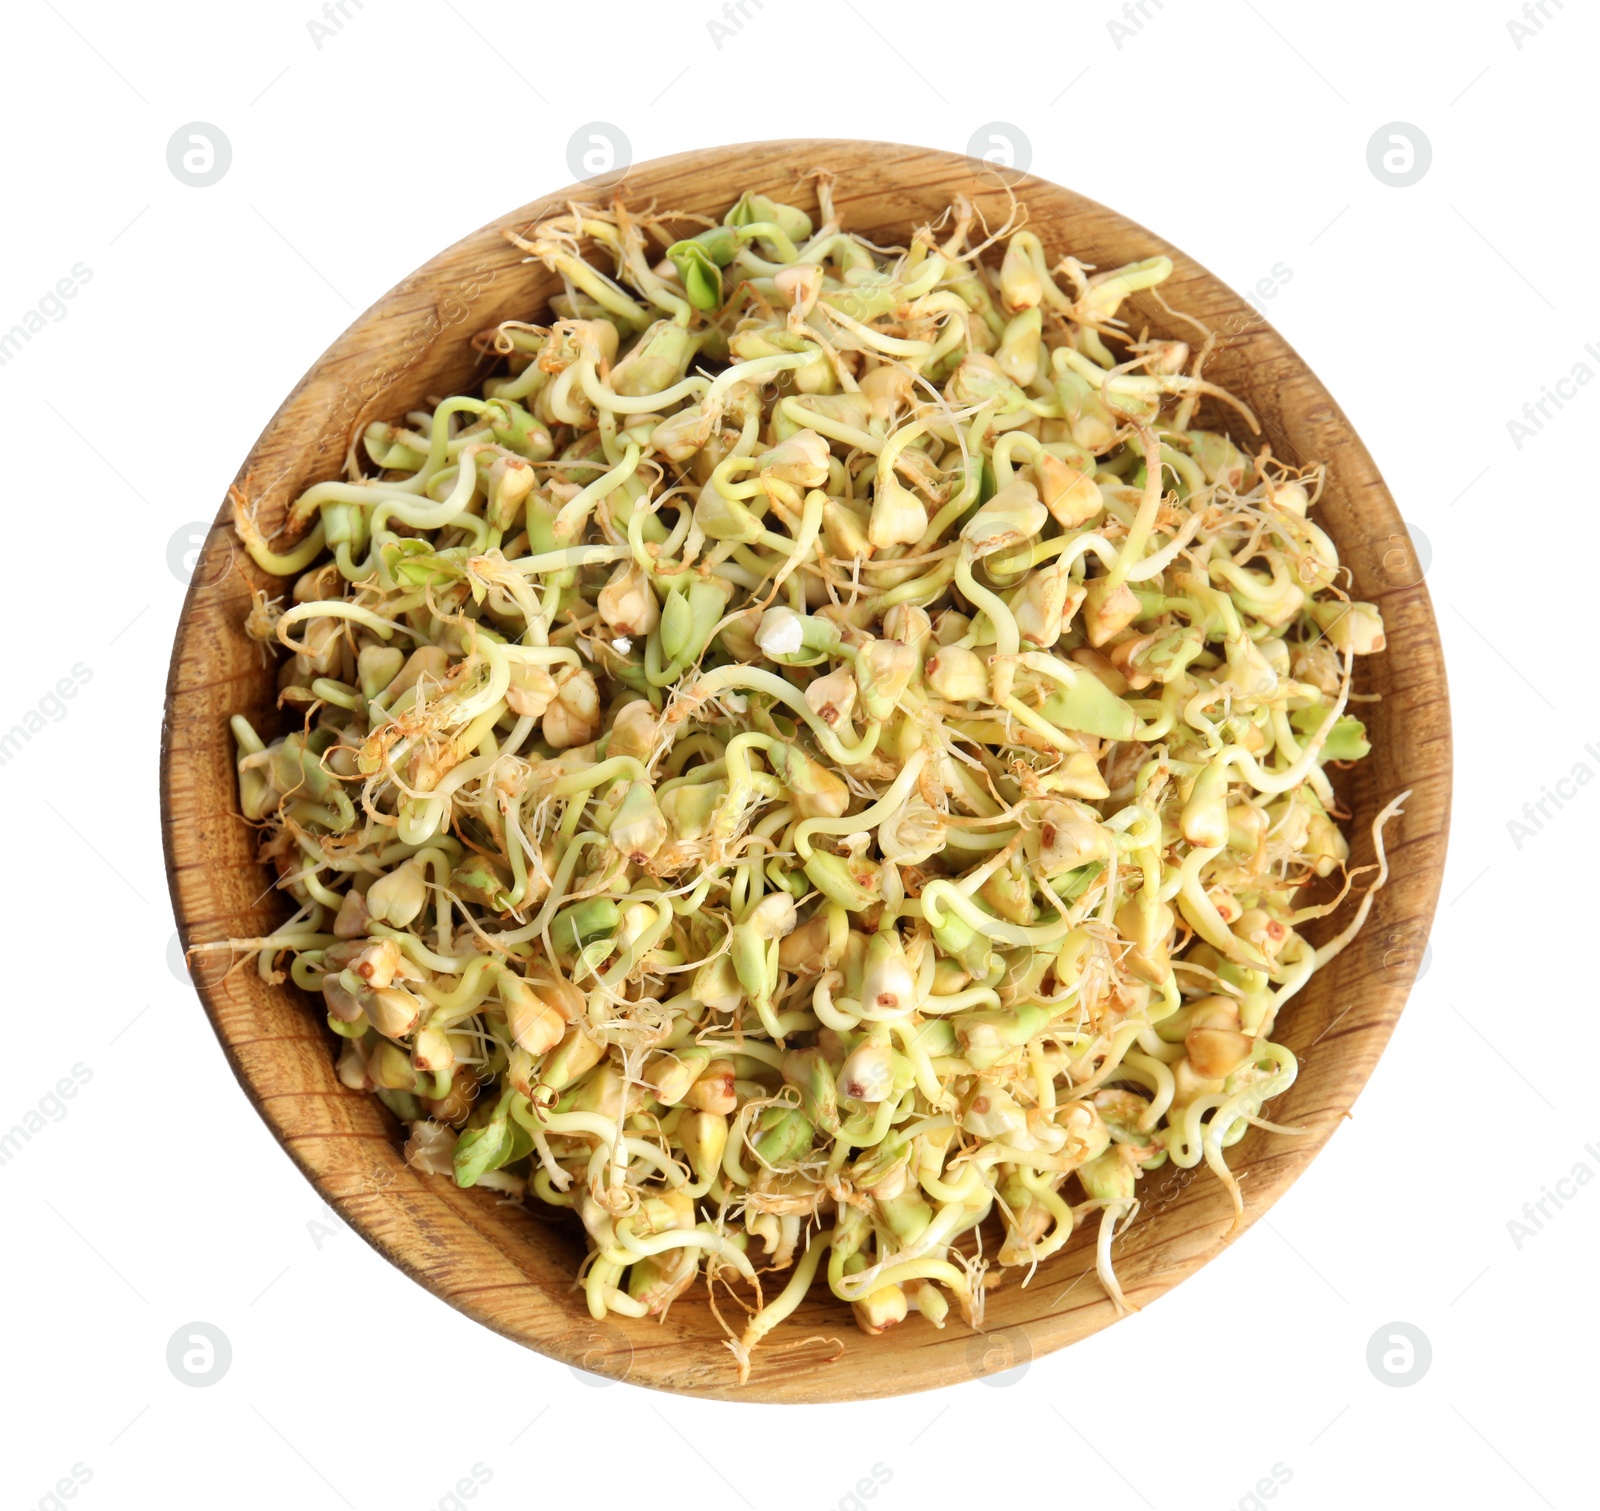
[0,1,1587,1508]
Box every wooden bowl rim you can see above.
[161,137,1451,1402]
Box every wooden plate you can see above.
[160,138,1450,1401]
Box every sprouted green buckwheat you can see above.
[214,175,1404,1380]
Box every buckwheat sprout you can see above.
[577,365,709,415]
[276,599,407,650]
[215,181,1402,1380]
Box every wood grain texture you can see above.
[160,138,1451,1402]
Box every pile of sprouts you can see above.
[221,174,1401,1380]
